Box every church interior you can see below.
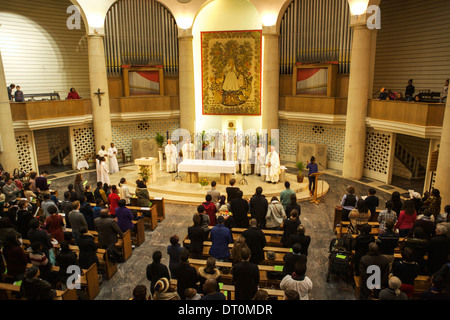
[0,0,450,302]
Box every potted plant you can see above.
[199,178,209,189]
[155,132,165,151]
[296,161,305,183]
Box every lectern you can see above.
[309,172,325,205]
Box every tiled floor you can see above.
[49,162,403,300]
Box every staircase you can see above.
[50,139,71,167]
[394,135,429,180]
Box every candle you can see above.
[166,131,169,140]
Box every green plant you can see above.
[199,178,209,187]
[138,165,150,182]
[155,132,164,149]
[296,161,305,176]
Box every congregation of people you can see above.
[376,78,448,103]
[338,186,450,300]
[138,179,312,301]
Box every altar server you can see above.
[98,145,109,167]
[254,143,266,176]
[265,146,280,184]
[239,142,251,175]
[165,139,178,173]
[99,157,110,185]
[108,143,120,174]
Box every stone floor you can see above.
[48,163,400,300]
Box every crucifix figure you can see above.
[93,88,105,106]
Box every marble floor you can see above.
[48,162,399,300]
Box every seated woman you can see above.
[67,88,81,99]
[340,186,358,221]
[348,199,371,235]
[135,179,152,209]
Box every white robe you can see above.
[254,146,266,175]
[119,184,131,205]
[265,150,280,183]
[182,143,195,160]
[165,144,178,172]
[98,149,109,167]
[100,161,110,185]
[238,145,250,175]
[108,147,120,174]
[225,142,237,161]
[96,159,102,183]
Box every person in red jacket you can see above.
[108,185,120,217]
[202,194,217,226]
[67,87,81,99]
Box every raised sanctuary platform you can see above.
[108,164,329,205]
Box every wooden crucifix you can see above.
[93,88,105,106]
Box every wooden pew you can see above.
[183,238,291,265]
[205,226,284,247]
[0,282,77,300]
[132,219,145,246]
[65,228,133,262]
[187,258,283,288]
[127,205,158,231]
[168,279,285,300]
[130,196,165,225]
[22,239,118,280]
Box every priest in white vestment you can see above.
[108,143,120,174]
[165,139,178,173]
[254,143,266,176]
[98,145,108,167]
[265,146,280,183]
[182,142,195,160]
[100,157,110,185]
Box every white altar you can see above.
[178,159,238,184]
[134,157,158,184]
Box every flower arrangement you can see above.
[199,178,209,187]
[138,165,150,183]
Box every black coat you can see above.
[289,234,311,256]
[76,234,99,269]
[281,218,300,247]
[428,234,450,274]
[55,250,78,282]
[172,262,199,300]
[282,253,307,276]
[242,226,266,265]
[187,225,205,259]
[16,209,34,239]
[285,203,301,220]
[146,262,170,295]
[249,194,268,228]
[231,261,259,300]
[230,198,249,228]
[226,187,240,203]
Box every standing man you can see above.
[108,143,120,174]
[265,146,280,184]
[231,247,259,300]
[165,139,178,173]
[242,218,266,265]
[239,141,250,176]
[7,84,15,101]
[207,181,221,204]
[405,79,415,102]
[280,181,296,211]
[254,143,265,176]
[306,156,319,196]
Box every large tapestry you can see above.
[201,30,262,115]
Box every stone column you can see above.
[342,23,375,180]
[433,102,450,206]
[262,25,280,137]
[87,34,113,152]
[0,50,19,172]
[178,28,195,135]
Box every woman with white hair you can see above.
[379,276,408,300]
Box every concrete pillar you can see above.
[178,28,195,135]
[262,25,279,136]
[342,24,375,180]
[424,138,440,194]
[0,50,20,172]
[87,34,113,152]
[433,101,450,207]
